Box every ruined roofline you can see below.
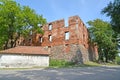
[47,15,81,23]
[42,15,87,28]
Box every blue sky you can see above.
[15,0,113,26]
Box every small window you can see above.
[83,34,85,37]
[76,23,78,30]
[29,38,32,43]
[65,18,68,27]
[65,32,70,40]
[48,35,52,42]
[84,44,86,47]
[48,24,52,30]
[76,19,78,27]
[65,44,69,46]
[48,46,51,48]
[39,37,43,43]
[83,23,85,26]
[18,41,19,44]
[76,19,78,24]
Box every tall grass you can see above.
[49,59,74,68]
[116,56,120,65]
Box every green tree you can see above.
[87,19,117,62]
[0,0,46,49]
[102,0,120,34]
[102,0,120,58]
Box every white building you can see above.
[0,46,49,68]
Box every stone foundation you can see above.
[47,44,89,64]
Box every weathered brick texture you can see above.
[20,15,98,63]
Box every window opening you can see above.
[48,35,52,42]
[65,32,70,40]
[65,18,68,27]
[48,24,52,30]
[39,37,43,43]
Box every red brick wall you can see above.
[20,15,98,62]
[33,16,89,48]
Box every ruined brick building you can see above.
[19,16,98,63]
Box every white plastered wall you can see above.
[0,54,49,68]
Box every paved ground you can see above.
[0,66,120,80]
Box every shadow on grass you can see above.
[48,61,102,69]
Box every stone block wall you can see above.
[44,44,89,64]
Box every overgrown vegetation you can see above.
[0,0,46,49]
[87,0,120,64]
[50,59,120,68]
[1,59,119,70]
[102,0,120,34]
[102,0,120,63]
[116,56,120,65]
[49,59,103,68]
[49,59,75,68]
[87,19,118,63]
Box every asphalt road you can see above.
[0,66,120,80]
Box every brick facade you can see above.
[20,15,98,63]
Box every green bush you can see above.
[116,56,120,65]
[49,59,74,67]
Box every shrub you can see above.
[116,56,120,65]
[49,59,74,67]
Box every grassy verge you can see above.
[49,59,102,68]
[1,59,119,70]
[49,59,120,68]
[49,59,75,68]
[116,56,120,65]
[84,61,102,67]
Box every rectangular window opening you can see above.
[65,32,70,40]
[39,37,43,43]
[65,44,69,46]
[83,23,85,26]
[29,38,32,43]
[65,18,68,27]
[48,24,52,30]
[48,35,52,42]
[76,23,78,30]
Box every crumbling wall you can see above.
[48,44,89,64]
[19,15,98,63]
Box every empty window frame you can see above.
[39,37,43,43]
[29,38,32,43]
[76,23,78,30]
[83,23,85,26]
[65,32,70,40]
[65,18,68,27]
[48,35,52,42]
[48,24,52,30]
